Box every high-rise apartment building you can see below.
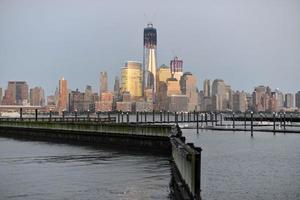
[143,23,157,100]
[170,56,183,81]
[121,61,143,99]
[58,77,68,112]
[2,81,28,105]
[29,87,45,106]
[284,93,294,108]
[295,91,300,109]
[100,72,108,96]
[203,79,211,97]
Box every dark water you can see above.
[1,130,300,200]
[0,137,171,200]
[183,130,300,200]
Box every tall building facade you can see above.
[121,61,143,99]
[143,23,157,101]
[113,76,120,100]
[203,79,211,97]
[180,72,198,111]
[233,91,247,112]
[170,56,183,81]
[100,72,108,96]
[29,87,45,106]
[284,93,294,108]
[252,86,268,112]
[211,79,226,111]
[58,77,68,112]
[0,87,2,104]
[157,65,171,110]
[2,81,28,105]
[295,91,300,109]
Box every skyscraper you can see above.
[180,72,198,111]
[212,79,226,111]
[29,87,45,106]
[203,79,211,97]
[2,81,28,105]
[113,76,120,100]
[295,91,300,109]
[100,72,108,96]
[121,61,143,99]
[143,23,157,101]
[284,93,294,108]
[0,87,2,104]
[58,77,68,112]
[170,56,183,81]
[233,91,247,112]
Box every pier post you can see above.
[87,110,90,122]
[152,110,155,122]
[121,112,124,123]
[290,113,293,125]
[160,111,163,123]
[197,112,199,133]
[175,112,178,125]
[215,113,218,126]
[205,113,208,126]
[144,111,147,123]
[283,112,286,131]
[127,112,129,124]
[233,112,235,129]
[62,110,65,121]
[163,111,166,122]
[181,112,183,122]
[108,112,111,121]
[49,109,52,122]
[117,111,120,123]
[201,113,203,126]
[136,111,139,123]
[193,110,196,122]
[280,113,282,127]
[251,111,253,137]
[244,112,246,130]
[20,108,23,120]
[211,112,214,127]
[273,112,276,132]
[167,111,170,123]
[220,113,223,126]
[35,109,38,121]
[75,110,78,122]
[97,111,100,122]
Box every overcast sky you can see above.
[0,0,299,96]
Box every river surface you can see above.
[1,130,300,200]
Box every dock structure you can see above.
[0,116,202,200]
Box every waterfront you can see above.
[0,137,171,200]
[1,129,300,200]
[184,130,300,200]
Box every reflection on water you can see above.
[0,137,171,200]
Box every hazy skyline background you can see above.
[0,0,299,95]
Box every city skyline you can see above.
[1,0,299,95]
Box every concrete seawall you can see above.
[170,136,202,200]
[0,121,174,154]
[0,120,202,199]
